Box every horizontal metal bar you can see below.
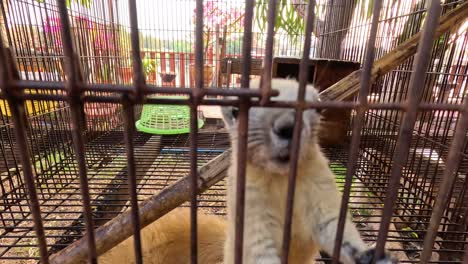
[10,92,467,111]
[12,80,280,97]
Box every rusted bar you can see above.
[419,98,468,263]
[464,247,468,264]
[190,0,205,263]
[234,0,255,263]
[56,1,97,262]
[121,98,143,264]
[280,1,316,263]
[259,0,277,105]
[129,0,145,101]
[6,83,465,111]
[13,80,280,97]
[240,0,254,89]
[49,150,231,264]
[13,79,279,97]
[126,0,145,262]
[9,90,467,112]
[374,0,442,261]
[189,104,199,264]
[0,46,49,263]
[331,0,383,263]
[194,0,204,91]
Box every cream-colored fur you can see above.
[98,78,395,264]
[98,207,226,264]
[221,78,396,264]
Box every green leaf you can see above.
[367,0,374,18]
[37,0,92,8]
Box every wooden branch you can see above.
[49,136,162,254]
[49,149,231,264]
[319,1,468,101]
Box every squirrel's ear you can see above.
[221,106,238,128]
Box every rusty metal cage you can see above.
[0,0,467,263]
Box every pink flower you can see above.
[44,17,61,33]
[193,0,244,31]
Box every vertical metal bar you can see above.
[374,0,442,260]
[234,0,254,263]
[260,0,277,105]
[0,47,49,264]
[281,1,316,263]
[126,1,144,262]
[189,103,199,264]
[331,0,382,263]
[190,0,205,263]
[122,99,143,264]
[464,246,468,264]
[419,98,468,263]
[194,0,204,90]
[240,0,254,88]
[129,0,145,97]
[56,1,97,263]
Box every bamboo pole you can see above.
[319,1,468,101]
[49,149,231,264]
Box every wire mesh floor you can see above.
[0,117,466,263]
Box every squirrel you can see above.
[221,78,396,264]
[99,207,226,264]
[99,78,397,264]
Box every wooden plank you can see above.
[179,53,186,87]
[159,52,167,74]
[150,51,157,86]
[220,57,263,75]
[189,53,195,87]
[169,52,176,86]
[48,135,162,254]
[319,2,468,102]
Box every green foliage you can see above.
[142,56,157,76]
[139,33,192,53]
[330,162,356,193]
[34,151,66,171]
[254,0,386,44]
[226,37,243,54]
[36,0,92,8]
[355,0,375,20]
[169,40,192,53]
[401,227,419,239]
[255,0,306,45]
[99,63,113,83]
[140,34,161,51]
[357,206,372,216]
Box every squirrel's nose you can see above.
[273,112,295,140]
[273,124,294,140]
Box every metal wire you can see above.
[57,0,97,262]
[280,0,316,263]
[375,0,442,260]
[0,0,467,263]
[332,0,383,263]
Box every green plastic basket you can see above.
[135,96,204,135]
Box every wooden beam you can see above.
[49,149,231,264]
[319,2,468,101]
[48,135,161,254]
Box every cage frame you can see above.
[0,0,467,264]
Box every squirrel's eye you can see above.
[231,107,239,120]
